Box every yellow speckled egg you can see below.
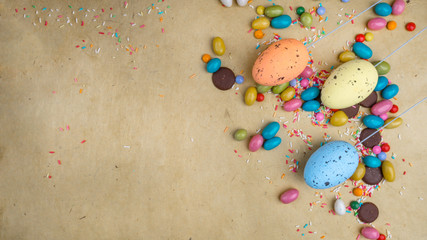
[252,39,309,86]
[321,60,378,109]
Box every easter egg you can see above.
[300,12,313,28]
[280,87,296,101]
[379,113,388,121]
[301,87,320,101]
[384,117,403,129]
[236,0,248,7]
[371,100,393,115]
[252,17,270,30]
[339,51,356,62]
[302,100,320,112]
[363,115,384,129]
[300,78,309,87]
[272,82,290,94]
[296,7,305,15]
[256,6,265,15]
[374,76,389,91]
[271,15,292,29]
[353,42,373,59]
[330,111,348,126]
[212,37,226,56]
[367,17,387,30]
[280,188,299,204]
[361,227,380,239]
[351,163,366,181]
[263,137,282,150]
[382,160,396,182]
[256,84,273,93]
[262,122,280,140]
[374,3,392,17]
[234,129,248,141]
[283,99,302,112]
[365,32,374,42]
[334,199,346,215]
[304,141,359,189]
[265,5,284,18]
[392,0,405,15]
[206,58,221,73]
[374,61,391,75]
[245,87,258,106]
[300,66,314,78]
[363,156,382,168]
[321,60,378,109]
[252,39,309,86]
[381,84,399,99]
[220,0,232,7]
[249,134,264,152]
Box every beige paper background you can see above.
[0,0,426,239]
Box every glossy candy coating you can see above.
[207,58,221,73]
[244,87,257,106]
[351,163,366,181]
[374,76,389,91]
[302,100,320,112]
[374,61,391,75]
[331,111,348,126]
[234,129,248,141]
[263,137,282,150]
[283,98,302,112]
[368,17,387,30]
[280,87,296,101]
[339,51,356,62]
[264,5,284,18]
[381,84,399,99]
[252,17,270,30]
[271,15,292,29]
[262,122,280,140]
[280,188,299,204]
[300,12,313,28]
[249,134,264,152]
[384,117,403,129]
[353,42,373,59]
[212,37,226,56]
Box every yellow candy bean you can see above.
[351,163,366,181]
[256,6,265,15]
[212,37,226,56]
[365,32,374,42]
[280,87,296,102]
[338,51,356,62]
[384,117,403,129]
[245,87,258,106]
[252,17,270,30]
[382,160,395,182]
[330,111,348,126]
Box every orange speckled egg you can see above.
[252,39,309,86]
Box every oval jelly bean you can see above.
[374,76,388,91]
[245,87,257,106]
[212,37,226,56]
[280,188,299,204]
[283,98,302,112]
[249,134,264,152]
[300,79,309,88]
[363,156,382,168]
[334,199,346,215]
[384,117,403,129]
[302,100,320,112]
[371,100,393,116]
[272,82,290,94]
[330,111,348,126]
[351,163,366,181]
[367,17,387,30]
[363,115,384,129]
[263,136,282,150]
[353,42,373,59]
[207,58,221,73]
[374,61,391,75]
[300,12,313,28]
[300,66,314,78]
[374,3,392,17]
[234,129,248,141]
[339,51,356,62]
[252,17,270,30]
[365,32,374,42]
[262,122,280,140]
[361,227,380,239]
[301,87,320,101]
[382,84,399,99]
[256,6,265,15]
[392,0,405,15]
[379,113,388,121]
[280,87,295,101]
[264,5,284,18]
[382,160,396,182]
[256,84,272,93]
[271,15,292,29]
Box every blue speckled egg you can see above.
[304,141,359,189]
[363,156,381,168]
[363,115,384,129]
[262,122,280,140]
[374,76,388,91]
[302,100,321,112]
[381,84,399,99]
[353,42,373,59]
[263,137,282,150]
[301,87,320,101]
[374,3,392,17]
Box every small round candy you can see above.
[377,234,386,240]
[289,79,297,87]
[350,201,360,210]
[365,32,374,42]
[341,0,350,2]
[381,143,390,152]
[256,93,265,102]
[378,152,387,161]
[202,54,211,63]
[379,113,388,121]
[234,129,248,141]
[256,6,265,15]
[355,34,365,42]
[372,146,382,154]
[315,112,324,121]
[316,6,326,15]
[254,29,264,39]
[296,7,305,15]
[235,75,244,84]
[300,78,309,88]
[353,188,363,197]
[387,20,397,30]
[406,22,416,31]
[390,104,399,113]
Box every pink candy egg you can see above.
[367,17,387,30]
[300,78,309,88]
[379,113,388,120]
[299,66,314,78]
[249,134,264,152]
[371,100,393,116]
[361,227,380,239]
[392,0,405,15]
[372,146,382,154]
[283,99,302,112]
[315,112,325,121]
[280,188,299,204]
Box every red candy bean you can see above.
[381,143,390,152]
[390,104,399,113]
[377,234,386,240]
[256,93,265,102]
[355,34,365,42]
[406,22,416,31]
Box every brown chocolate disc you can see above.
[362,167,383,185]
[359,91,377,108]
[358,202,379,223]
[212,67,235,91]
[359,128,381,148]
[340,105,360,118]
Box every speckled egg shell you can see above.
[321,60,378,109]
[304,141,359,189]
[252,39,309,86]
